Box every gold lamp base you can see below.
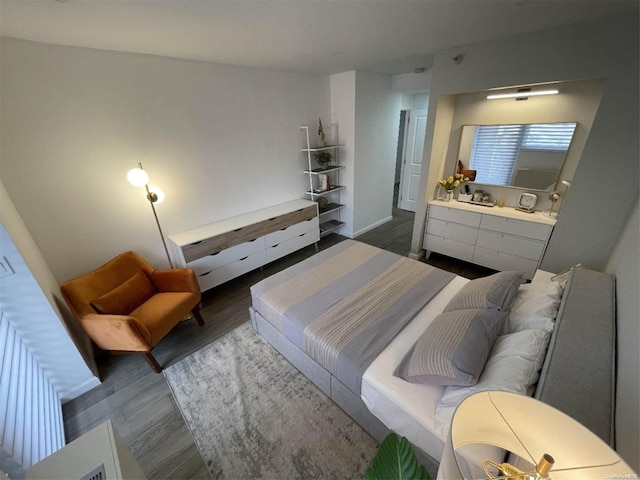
[483,454,554,480]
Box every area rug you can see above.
[164,322,379,479]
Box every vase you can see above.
[445,189,454,202]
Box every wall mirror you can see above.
[457,122,577,191]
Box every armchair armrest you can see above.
[80,313,153,352]
[150,268,201,294]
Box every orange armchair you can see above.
[60,251,204,372]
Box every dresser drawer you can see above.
[264,216,319,248]
[262,205,318,236]
[476,230,545,261]
[226,221,265,248]
[480,215,552,241]
[196,250,267,291]
[473,246,538,279]
[424,234,475,262]
[427,218,478,246]
[187,237,265,275]
[429,205,482,227]
[182,234,228,263]
[266,229,318,262]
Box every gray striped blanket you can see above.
[250,240,455,395]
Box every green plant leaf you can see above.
[365,433,430,480]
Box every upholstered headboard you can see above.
[534,267,616,446]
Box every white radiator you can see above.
[0,312,64,479]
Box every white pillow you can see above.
[502,282,563,334]
[433,329,550,439]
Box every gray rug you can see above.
[164,322,379,479]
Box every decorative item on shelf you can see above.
[439,173,470,202]
[318,174,329,192]
[315,151,333,168]
[317,117,326,147]
[458,193,473,203]
[516,192,538,213]
[127,162,174,268]
[444,391,635,480]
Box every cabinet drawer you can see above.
[424,234,474,262]
[473,246,538,279]
[427,218,478,246]
[226,221,265,248]
[264,216,319,247]
[480,215,552,241]
[262,205,318,236]
[187,237,265,275]
[266,229,318,262]
[196,250,267,291]
[429,205,482,227]
[476,230,545,261]
[182,234,228,263]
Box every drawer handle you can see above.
[279,227,289,231]
[299,233,306,237]
[306,217,313,222]
[268,217,277,221]
[248,238,258,242]
[200,270,214,277]
[189,240,203,246]
[209,251,221,256]
[239,256,249,261]
[297,208,304,212]
[233,227,243,232]
[271,243,280,248]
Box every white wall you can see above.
[353,72,402,236]
[605,198,639,472]
[412,13,639,466]
[0,182,99,401]
[329,71,356,238]
[0,37,329,282]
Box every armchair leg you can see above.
[192,305,205,326]
[142,352,162,373]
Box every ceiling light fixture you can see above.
[487,89,559,100]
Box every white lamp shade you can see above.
[127,168,149,187]
[449,391,635,479]
[148,187,164,204]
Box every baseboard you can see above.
[408,249,425,261]
[352,216,393,238]
[61,376,101,403]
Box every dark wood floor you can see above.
[62,202,493,479]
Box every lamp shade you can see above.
[444,391,635,479]
[127,167,149,187]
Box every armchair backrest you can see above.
[60,251,155,319]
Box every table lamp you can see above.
[439,391,635,479]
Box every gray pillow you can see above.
[394,308,507,386]
[443,271,524,313]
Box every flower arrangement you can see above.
[439,173,470,191]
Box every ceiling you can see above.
[0,1,637,75]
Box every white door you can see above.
[398,109,427,212]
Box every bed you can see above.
[249,240,616,476]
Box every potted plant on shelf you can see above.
[315,151,333,169]
[438,173,470,202]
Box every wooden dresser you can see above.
[424,200,556,279]
[169,199,319,291]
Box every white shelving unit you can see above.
[300,126,345,237]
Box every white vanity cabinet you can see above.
[424,200,555,279]
[169,199,319,292]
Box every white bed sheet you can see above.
[361,275,470,461]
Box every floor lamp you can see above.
[127,162,174,268]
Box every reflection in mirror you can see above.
[457,122,577,191]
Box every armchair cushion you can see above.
[91,270,157,315]
[80,313,153,351]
